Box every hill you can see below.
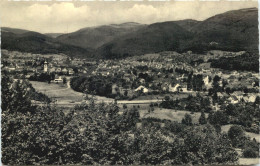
[1,30,93,58]
[1,27,30,34]
[173,19,201,31]
[97,8,258,58]
[44,33,64,38]
[96,21,193,59]
[1,8,258,59]
[183,7,258,54]
[56,22,145,49]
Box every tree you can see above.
[199,111,207,124]
[124,90,128,97]
[208,111,228,126]
[228,125,245,147]
[225,104,238,116]
[63,77,67,84]
[164,96,170,101]
[2,72,240,165]
[213,75,221,92]
[243,148,258,158]
[182,114,192,126]
[181,125,238,165]
[148,103,155,113]
[121,107,140,131]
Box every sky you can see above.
[0,0,258,33]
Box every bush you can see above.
[182,113,192,126]
[243,148,258,158]
[199,111,207,124]
[228,125,245,147]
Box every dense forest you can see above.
[210,54,259,72]
[70,76,113,97]
[3,71,258,165]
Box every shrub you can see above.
[243,148,258,158]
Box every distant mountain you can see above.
[56,22,146,49]
[1,8,258,59]
[44,33,64,38]
[186,7,259,54]
[2,27,30,34]
[96,21,193,58]
[1,29,93,58]
[173,19,201,31]
[97,8,258,58]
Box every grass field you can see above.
[239,158,259,165]
[30,81,84,104]
[140,108,208,124]
[30,81,114,106]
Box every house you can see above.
[100,71,110,76]
[49,67,56,73]
[8,65,16,71]
[135,86,149,93]
[169,83,181,92]
[68,68,74,75]
[112,84,119,95]
[232,91,244,101]
[228,96,239,104]
[139,78,145,84]
[243,94,257,103]
[56,67,62,73]
[203,76,212,90]
[54,76,63,83]
[62,68,68,74]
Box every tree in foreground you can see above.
[2,75,239,165]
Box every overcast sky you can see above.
[0,1,258,33]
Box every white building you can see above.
[44,61,48,72]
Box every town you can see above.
[2,49,258,103]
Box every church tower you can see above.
[44,61,48,72]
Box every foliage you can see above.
[160,94,211,113]
[199,111,207,124]
[2,73,240,165]
[243,148,258,158]
[228,125,246,148]
[182,114,192,126]
[186,73,205,91]
[210,54,259,72]
[29,73,51,82]
[70,76,113,97]
[208,111,228,126]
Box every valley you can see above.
[1,6,259,166]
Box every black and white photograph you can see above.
[0,0,259,165]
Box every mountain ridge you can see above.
[1,7,258,59]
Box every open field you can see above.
[30,81,85,104]
[30,81,115,107]
[221,124,260,142]
[239,158,259,165]
[29,81,207,124]
[140,108,208,124]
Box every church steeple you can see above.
[44,60,48,72]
